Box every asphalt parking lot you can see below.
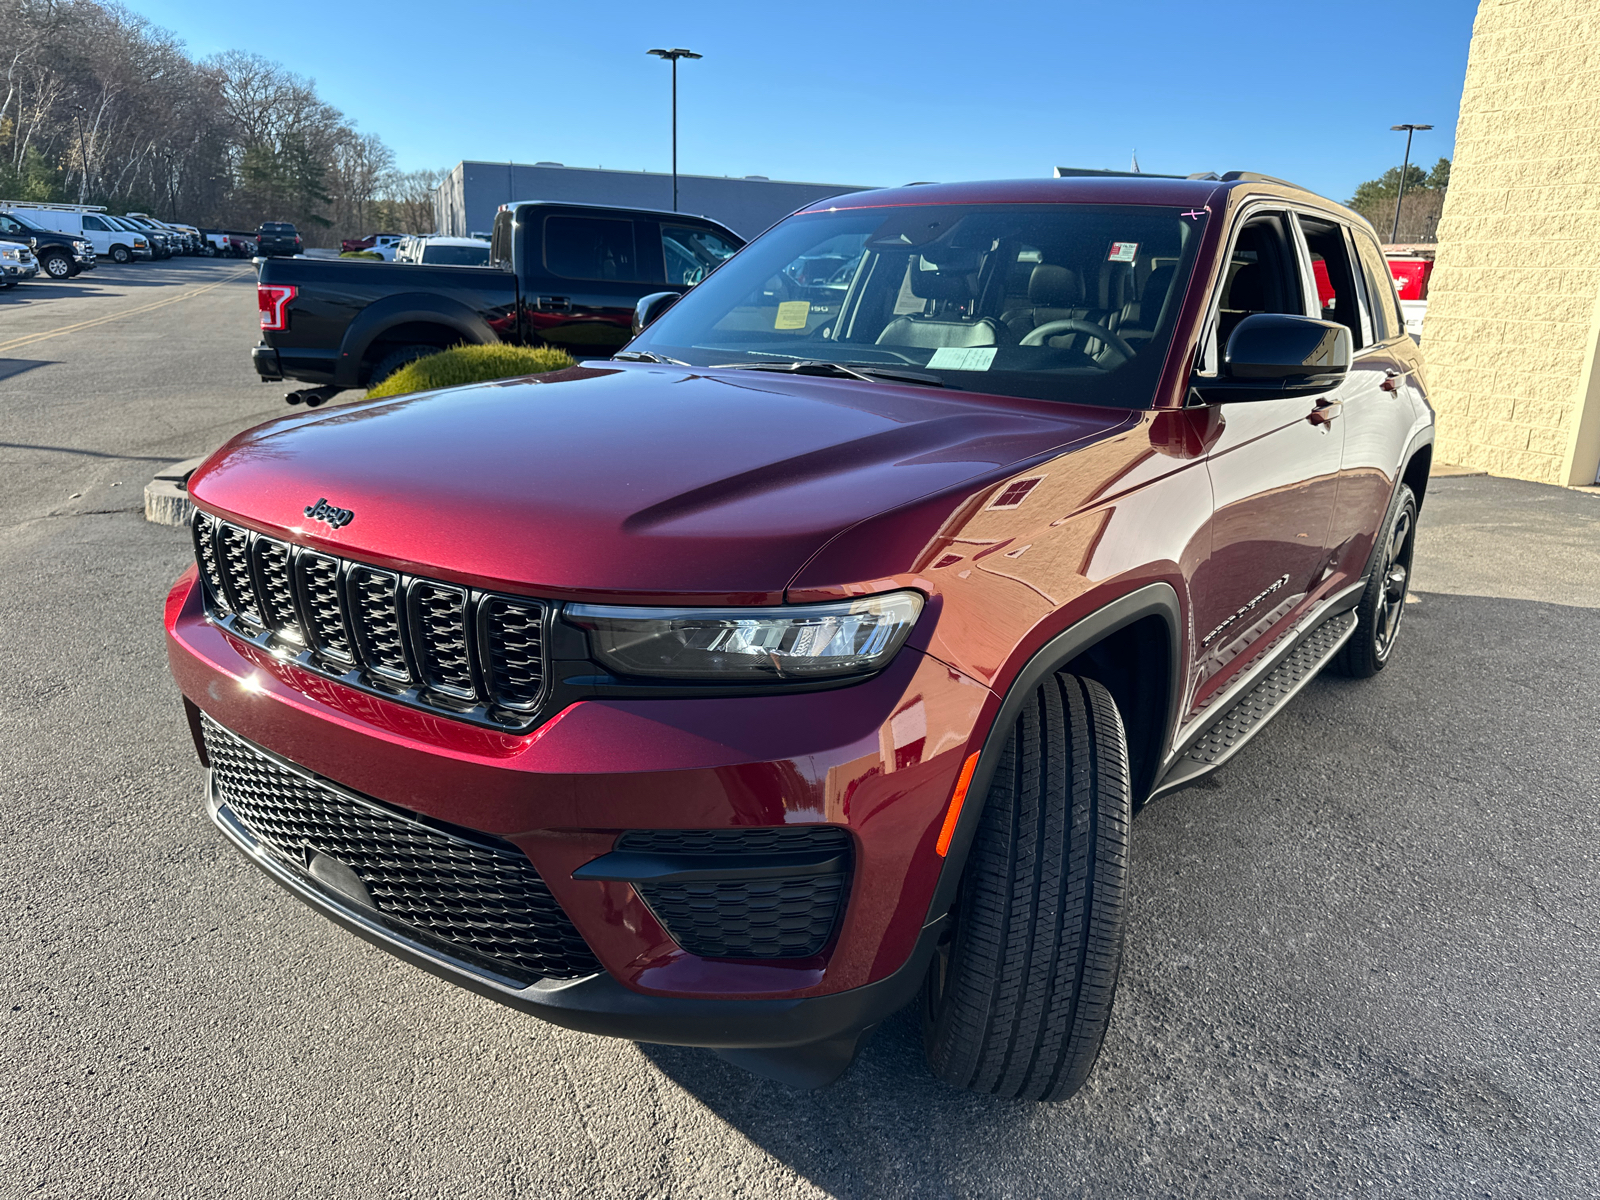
[2,261,1597,1199]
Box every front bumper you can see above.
[208,767,945,1052]
[166,567,991,1034]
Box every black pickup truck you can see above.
[252,202,744,401]
[256,222,303,257]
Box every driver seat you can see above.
[1004,264,1109,349]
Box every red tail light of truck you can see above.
[259,283,297,331]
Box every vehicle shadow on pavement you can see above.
[635,589,1600,1199]
[0,359,56,381]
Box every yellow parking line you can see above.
[0,266,255,354]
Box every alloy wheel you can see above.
[1374,507,1413,659]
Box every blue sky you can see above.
[134,0,1475,203]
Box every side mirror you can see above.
[1196,313,1350,403]
[633,291,681,338]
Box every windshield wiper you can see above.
[613,350,689,365]
[708,360,944,387]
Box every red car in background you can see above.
[168,173,1434,1101]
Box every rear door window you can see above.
[1297,215,1369,350]
[1352,233,1403,342]
[661,224,742,286]
[544,216,637,281]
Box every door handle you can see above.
[1308,400,1342,427]
[1380,367,1405,393]
[535,295,571,312]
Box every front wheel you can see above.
[1330,483,1417,678]
[40,252,71,279]
[923,672,1130,1101]
[110,245,131,265]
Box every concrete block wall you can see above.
[1425,0,1600,485]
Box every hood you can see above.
[189,364,1132,603]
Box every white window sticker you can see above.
[926,346,997,371]
[774,300,811,329]
[1108,241,1139,263]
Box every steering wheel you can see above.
[1019,319,1136,365]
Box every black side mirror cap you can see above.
[633,291,681,338]
[1195,313,1350,403]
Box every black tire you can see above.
[110,245,131,264]
[922,673,1130,1101]
[367,344,436,389]
[1330,483,1417,679]
[40,251,71,279]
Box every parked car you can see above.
[341,232,405,256]
[95,214,153,260]
[1385,255,1433,339]
[2,201,144,264]
[116,215,173,259]
[251,201,745,401]
[226,231,259,258]
[256,222,303,257]
[0,209,95,277]
[172,173,1434,1098]
[395,235,491,266]
[0,237,38,286]
[126,213,190,254]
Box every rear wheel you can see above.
[922,673,1130,1101]
[367,344,436,389]
[1330,484,1417,678]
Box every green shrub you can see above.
[366,343,577,399]
[340,250,383,259]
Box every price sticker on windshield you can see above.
[926,347,997,371]
[775,301,811,329]
[1108,241,1139,263]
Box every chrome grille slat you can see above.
[252,537,304,644]
[347,566,410,683]
[296,552,353,662]
[411,582,475,698]
[215,523,262,626]
[190,513,548,730]
[481,597,546,710]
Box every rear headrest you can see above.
[1029,264,1082,307]
[1226,263,1265,311]
[908,263,970,301]
[1138,265,1176,327]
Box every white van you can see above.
[1,201,147,264]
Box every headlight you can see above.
[74,240,89,251]
[564,590,924,681]
[0,248,18,261]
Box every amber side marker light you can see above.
[935,752,982,857]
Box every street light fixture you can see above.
[646,47,702,212]
[1389,123,1433,244]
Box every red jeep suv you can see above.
[166,173,1433,1099]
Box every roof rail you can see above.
[1219,171,1303,188]
[1054,167,1191,180]
[0,200,108,212]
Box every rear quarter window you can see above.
[544,216,637,281]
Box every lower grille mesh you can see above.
[203,715,599,982]
[618,826,851,959]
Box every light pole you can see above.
[72,104,89,203]
[1389,123,1433,244]
[646,47,701,212]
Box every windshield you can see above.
[0,211,45,234]
[420,243,490,266]
[629,203,1207,408]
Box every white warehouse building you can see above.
[433,161,872,241]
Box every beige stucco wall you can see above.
[1424,0,1600,485]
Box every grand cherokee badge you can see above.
[303,497,354,529]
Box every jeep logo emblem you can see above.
[303,497,354,529]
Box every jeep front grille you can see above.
[203,714,599,983]
[191,511,548,728]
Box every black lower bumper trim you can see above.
[207,773,942,1051]
[251,344,283,380]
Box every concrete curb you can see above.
[144,457,205,526]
